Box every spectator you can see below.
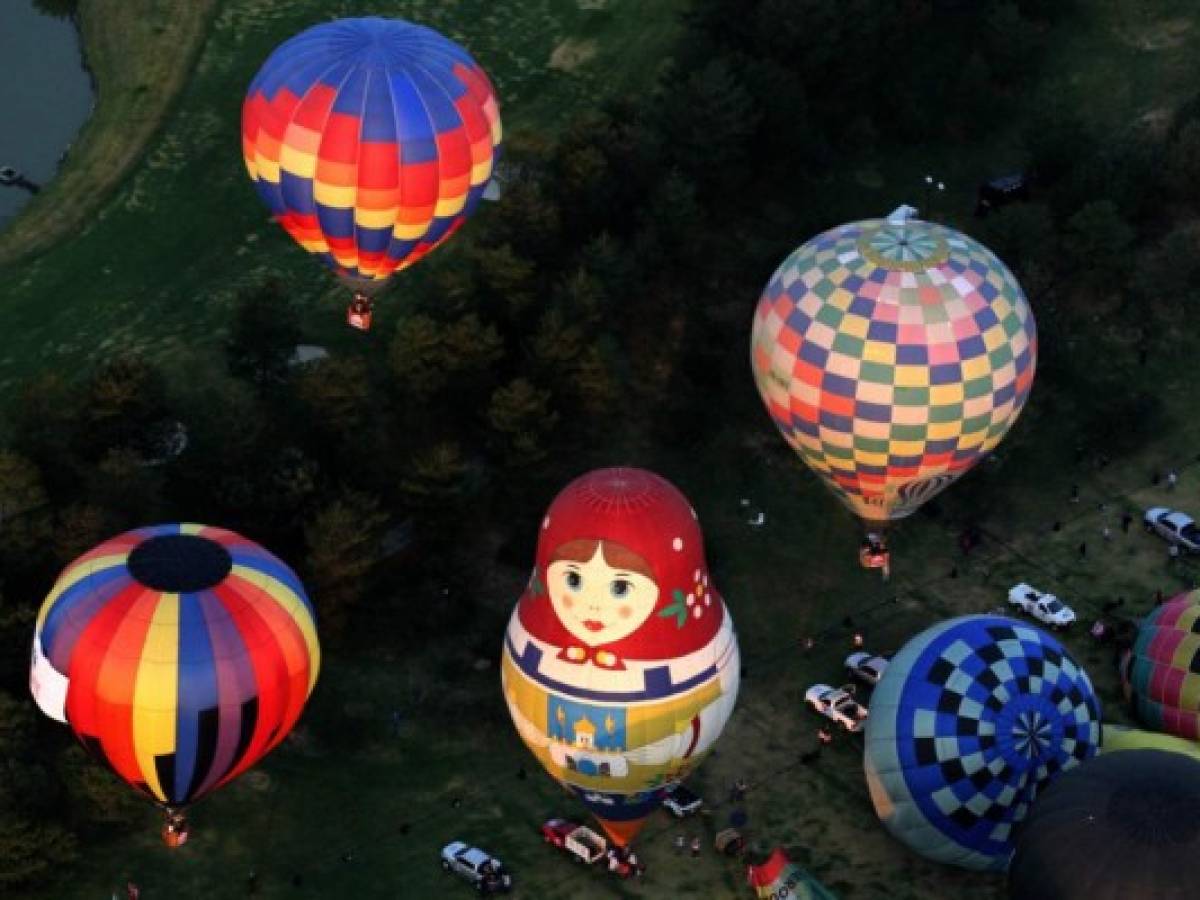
[691,836,701,857]
[818,727,834,745]
[1078,541,1087,560]
[1070,484,1080,503]
[1168,470,1179,490]
[1155,589,1165,606]
[126,883,140,900]
[1121,512,1133,533]
[675,834,685,855]
[852,632,864,649]
[1152,469,1162,486]
[1102,525,1112,542]
[1052,521,1062,532]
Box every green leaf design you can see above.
[657,588,688,628]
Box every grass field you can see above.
[6,1,1200,898]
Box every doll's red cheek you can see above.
[562,596,574,609]
[617,605,632,619]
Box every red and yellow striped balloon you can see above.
[242,17,502,289]
[30,524,319,809]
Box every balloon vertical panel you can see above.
[501,468,739,846]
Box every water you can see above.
[0,3,94,228]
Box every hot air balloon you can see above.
[1008,750,1200,900]
[30,524,320,845]
[750,217,1036,574]
[1121,590,1200,740]
[501,468,740,847]
[747,848,837,900]
[242,17,502,330]
[864,615,1100,871]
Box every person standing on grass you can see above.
[1168,469,1179,490]
[1122,512,1133,533]
[1079,541,1087,560]
[691,836,701,857]
[1070,484,1080,503]
[675,834,685,855]
[1103,525,1112,542]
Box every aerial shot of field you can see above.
[2,1,1200,898]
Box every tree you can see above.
[974,203,1056,297]
[56,746,144,826]
[487,379,558,465]
[0,819,78,892]
[295,355,373,433]
[571,346,620,416]
[470,243,538,316]
[88,448,166,528]
[0,452,46,528]
[531,307,585,373]
[226,279,303,387]
[79,354,170,460]
[32,0,78,17]
[984,2,1043,85]
[303,490,388,634]
[52,504,112,566]
[664,58,760,182]
[389,314,448,400]
[9,372,83,496]
[400,442,475,507]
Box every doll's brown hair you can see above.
[549,539,654,579]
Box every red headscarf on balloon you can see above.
[516,468,724,666]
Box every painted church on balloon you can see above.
[501,468,740,845]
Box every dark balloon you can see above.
[1008,750,1200,900]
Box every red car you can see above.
[541,819,636,877]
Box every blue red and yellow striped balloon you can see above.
[751,219,1036,523]
[1123,590,1200,741]
[242,17,502,289]
[30,524,320,810]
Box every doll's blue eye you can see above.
[566,572,583,591]
[610,579,631,598]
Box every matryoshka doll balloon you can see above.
[501,468,740,846]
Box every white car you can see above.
[1144,507,1200,553]
[1007,583,1075,629]
[804,684,869,732]
[662,783,703,817]
[441,842,513,893]
[845,652,888,686]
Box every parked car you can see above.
[662,783,703,818]
[1143,507,1200,553]
[1007,583,1076,629]
[440,841,513,893]
[540,819,607,864]
[804,684,869,732]
[845,652,888,686]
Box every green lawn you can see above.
[7,1,1200,898]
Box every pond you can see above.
[0,2,94,229]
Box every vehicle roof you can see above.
[1164,511,1196,527]
[807,683,835,695]
[460,847,495,866]
[668,783,700,800]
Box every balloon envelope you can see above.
[1123,590,1200,740]
[747,848,837,900]
[242,17,502,288]
[501,468,739,845]
[1008,750,1200,900]
[751,219,1036,523]
[864,615,1100,870]
[31,524,320,808]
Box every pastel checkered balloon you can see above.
[242,17,501,290]
[751,219,1036,522]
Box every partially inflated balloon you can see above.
[501,468,739,845]
[751,219,1036,523]
[747,848,837,900]
[30,524,320,811]
[1123,591,1200,740]
[864,615,1099,871]
[242,17,502,290]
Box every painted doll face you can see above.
[547,544,659,646]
